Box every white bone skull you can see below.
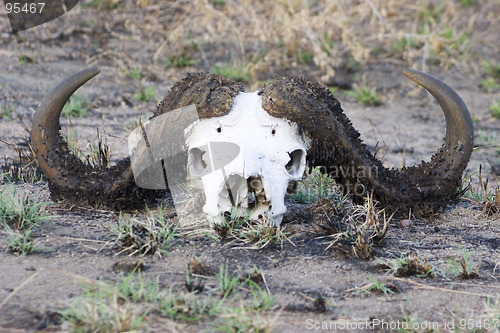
[186,91,310,226]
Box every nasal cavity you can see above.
[285,149,305,177]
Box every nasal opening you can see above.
[285,149,306,177]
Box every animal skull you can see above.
[186,91,310,226]
[31,68,474,223]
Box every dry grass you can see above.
[76,0,500,84]
[112,206,179,257]
[5,0,491,85]
[211,211,291,249]
[463,166,500,215]
[3,0,500,87]
[377,253,435,278]
[309,192,390,259]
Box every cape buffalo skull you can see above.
[31,67,474,225]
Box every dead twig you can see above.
[387,277,496,298]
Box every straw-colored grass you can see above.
[129,0,497,82]
[9,0,499,85]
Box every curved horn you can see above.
[31,67,160,210]
[32,67,101,186]
[403,69,474,175]
[259,71,475,217]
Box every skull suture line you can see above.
[31,68,474,223]
[186,91,310,226]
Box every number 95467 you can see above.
[5,2,45,14]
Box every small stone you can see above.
[400,219,412,227]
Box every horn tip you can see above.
[403,69,437,87]
[87,66,101,76]
[403,69,421,80]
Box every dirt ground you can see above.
[1,1,500,332]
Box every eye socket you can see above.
[216,126,222,133]
[285,149,305,177]
[188,142,241,178]
[188,147,208,177]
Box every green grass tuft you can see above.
[0,185,51,255]
[212,63,251,83]
[134,86,157,103]
[356,277,396,298]
[124,67,142,79]
[490,98,500,119]
[0,97,15,119]
[479,78,500,93]
[482,60,500,79]
[345,83,382,106]
[62,94,89,118]
[164,55,199,68]
[61,265,277,330]
[112,206,179,257]
[446,249,480,279]
[290,167,338,203]
[459,0,476,7]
